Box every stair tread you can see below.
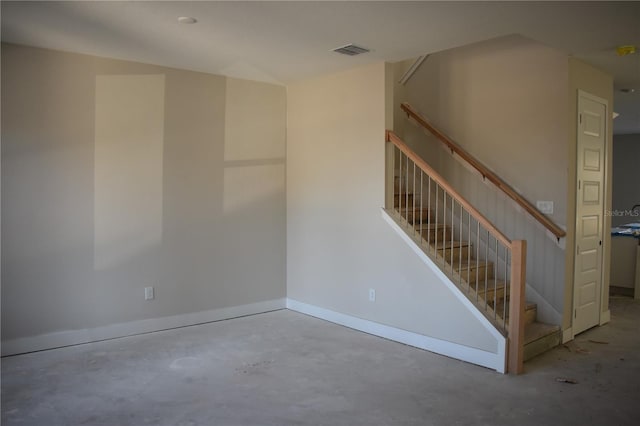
[430,240,469,249]
[524,322,561,345]
[398,207,431,213]
[415,223,449,230]
[480,294,538,308]
[397,207,432,224]
[453,259,492,270]
[470,280,507,292]
[493,301,537,326]
[497,300,537,313]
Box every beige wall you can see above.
[287,62,499,353]
[1,43,286,348]
[611,134,640,227]
[564,58,614,332]
[397,36,570,325]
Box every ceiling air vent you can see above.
[332,44,370,56]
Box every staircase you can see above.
[385,104,570,373]
[390,157,560,368]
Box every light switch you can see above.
[144,286,154,300]
[536,201,554,215]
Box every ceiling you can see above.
[2,1,639,133]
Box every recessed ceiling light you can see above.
[178,16,197,24]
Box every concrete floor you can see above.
[2,297,639,426]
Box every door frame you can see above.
[572,89,609,339]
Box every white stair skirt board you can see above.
[1,299,286,356]
[380,209,507,373]
[287,299,504,373]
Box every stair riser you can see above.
[394,194,415,209]
[393,180,417,194]
[474,285,506,304]
[525,305,537,325]
[504,304,537,326]
[523,330,561,362]
[457,265,494,284]
[434,245,470,263]
[420,228,453,244]
[399,209,431,224]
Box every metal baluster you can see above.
[494,238,499,317]
[450,197,454,273]
[459,202,463,285]
[435,184,439,258]
[420,171,423,242]
[475,221,480,302]
[398,151,403,217]
[484,229,489,310]
[412,161,416,233]
[467,209,471,293]
[405,155,409,225]
[393,147,397,213]
[443,191,447,265]
[427,176,432,248]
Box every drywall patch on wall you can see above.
[94,74,165,270]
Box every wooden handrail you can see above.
[400,103,566,240]
[386,130,512,248]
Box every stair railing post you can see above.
[508,240,526,374]
[385,131,395,210]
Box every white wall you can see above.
[611,134,640,227]
[287,62,499,355]
[1,44,286,352]
[397,36,570,325]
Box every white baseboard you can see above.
[1,298,286,356]
[562,327,573,343]
[563,308,611,343]
[287,298,505,373]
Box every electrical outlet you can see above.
[144,286,154,300]
[369,288,376,302]
[536,200,554,214]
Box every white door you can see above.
[573,91,607,335]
